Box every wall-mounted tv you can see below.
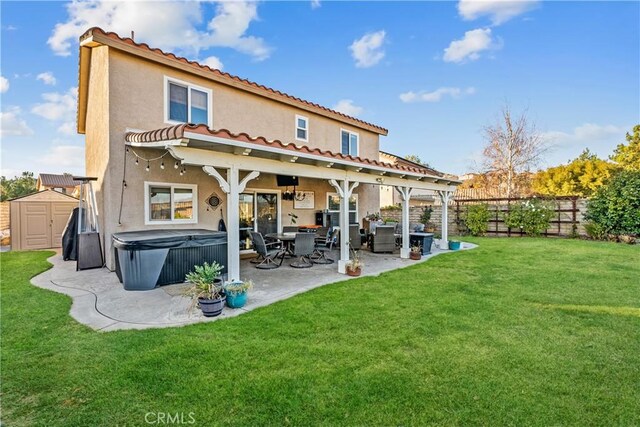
[276,175,299,187]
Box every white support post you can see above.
[395,186,413,258]
[437,190,453,250]
[203,166,259,281]
[329,179,359,274]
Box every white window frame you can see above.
[340,128,359,156]
[164,76,213,127]
[144,181,198,225]
[326,192,358,223]
[295,115,309,143]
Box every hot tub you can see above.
[112,229,227,291]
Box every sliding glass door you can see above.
[239,191,280,252]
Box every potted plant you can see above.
[224,280,253,308]
[184,262,226,317]
[420,205,433,224]
[409,244,422,260]
[346,250,363,276]
[448,240,462,251]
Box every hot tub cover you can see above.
[112,229,226,251]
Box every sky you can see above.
[1,0,639,179]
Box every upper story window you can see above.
[341,129,359,156]
[165,76,212,127]
[145,182,198,225]
[295,115,308,142]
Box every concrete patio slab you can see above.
[30,243,476,332]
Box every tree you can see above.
[0,172,37,201]
[481,105,547,198]
[404,154,431,168]
[610,124,640,171]
[532,149,617,197]
[585,170,640,236]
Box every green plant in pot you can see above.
[224,280,253,309]
[346,250,363,277]
[409,244,422,260]
[184,262,225,317]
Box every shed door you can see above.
[51,202,74,247]
[21,202,51,250]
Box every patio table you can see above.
[265,232,297,259]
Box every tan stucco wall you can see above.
[85,47,381,269]
[108,49,380,159]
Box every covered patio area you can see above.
[125,124,460,280]
[31,243,474,331]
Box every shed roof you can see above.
[9,189,78,203]
[38,173,83,188]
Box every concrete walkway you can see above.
[30,242,476,332]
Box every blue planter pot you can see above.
[226,291,248,308]
[448,241,461,251]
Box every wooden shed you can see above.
[9,190,77,251]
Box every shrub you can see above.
[503,198,554,236]
[584,222,607,240]
[585,170,640,236]
[464,204,490,236]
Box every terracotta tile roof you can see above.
[38,173,83,188]
[379,150,445,178]
[80,27,388,135]
[125,124,447,179]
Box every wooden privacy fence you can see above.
[454,196,588,237]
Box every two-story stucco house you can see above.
[77,28,459,280]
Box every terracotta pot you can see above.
[410,251,421,260]
[346,267,361,277]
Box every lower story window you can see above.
[327,193,358,224]
[145,182,197,224]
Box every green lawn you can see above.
[2,238,639,426]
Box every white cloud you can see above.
[349,30,386,68]
[400,87,476,103]
[0,107,34,137]
[0,76,8,93]
[31,87,77,122]
[201,55,224,70]
[443,28,499,63]
[37,144,85,170]
[4,25,18,31]
[37,72,57,86]
[48,0,271,60]
[541,123,625,145]
[332,99,363,117]
[57,122,77,136]
[458,0,539,25]
[311,0,321,9]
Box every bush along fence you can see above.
[454,196,588,237]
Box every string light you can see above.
[127,148,171,171]
[174,161,179,169]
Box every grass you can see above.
[1,238,639,426]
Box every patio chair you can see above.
[249,232,281,264]
[327,228,339,251]
[349,224,364,251]
[310,227,333,264]
[283,226,299,233]
[371,225,396,253]
[250,231,283,269]
[290,233,315,268]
